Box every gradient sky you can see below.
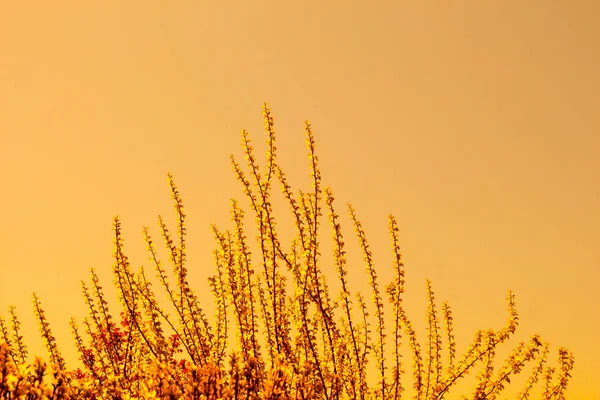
[1,1,598,398]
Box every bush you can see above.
[0,104,574,399]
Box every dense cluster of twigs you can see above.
[0,105,574,399]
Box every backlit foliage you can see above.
[1,104,574,399]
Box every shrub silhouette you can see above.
[0,104,574,399]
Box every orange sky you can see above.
[1,1,598,398]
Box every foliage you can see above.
[0,104,574,399]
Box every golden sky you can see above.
[1,1,598,398]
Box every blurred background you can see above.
[1,1,598,398]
